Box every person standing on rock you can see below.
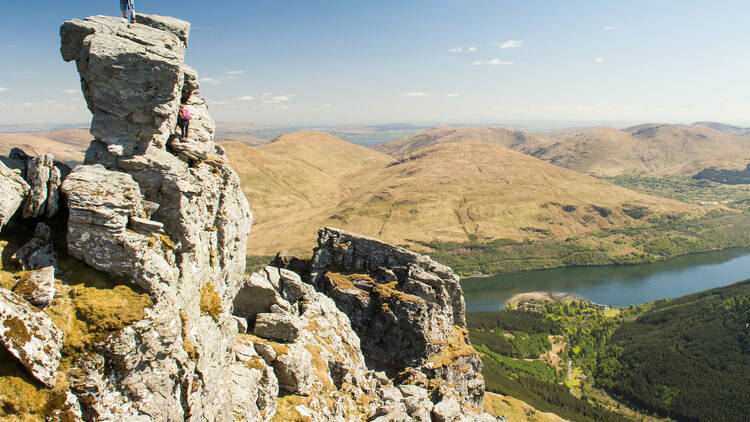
[120,0,136,23]
[177,103,191,140]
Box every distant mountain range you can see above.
[3,121,748,256]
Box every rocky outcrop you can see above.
[0,160,29,229]
[21,153,62,219]
[58,14,252,420]
[305,227,486,408]
[0,288,63,387]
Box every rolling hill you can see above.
[228,132,698,256]
[692,121,750,138]
[532,123,750,177]
[373,126,550,158]
[0,128,90,164]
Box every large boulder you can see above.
[0,160,29,230]
[0,288,63,387]
[11,266,55,308]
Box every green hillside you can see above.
[597,280,750,422]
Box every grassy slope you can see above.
[227,133,698,256]
[597,279,750,422]
[222,131,393,255]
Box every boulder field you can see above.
[0,14,496,421]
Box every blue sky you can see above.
[1,0,749,127]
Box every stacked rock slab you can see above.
[60,15,253,420]
[308,227,487,409]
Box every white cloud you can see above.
[444,94,461,97]
[0,87,7,92]
[467,46,478,52]
[402,92,429,97]
[603,26,617,31]
[262,95,294,104]
[200,77,221,84]
[595,58,606,63]
[226,70,244,75]
[474,59,514,66]
[449,47,463,53]
[64,88,78,94]
[496,40,523,48]
[237,96,255,101]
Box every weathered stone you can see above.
[0,160,29,230]
[12,266,55,308]
[432,396,461,422]
[279,267,315,302]
[46,391,83,422]
[273,342,314,395]
[21,153,61,218]
[12,222,57,271]
[233,315,248,333]
[398,385,433,421]
[0,288,63,387]
[233,341,257,362]
[253,312,302,342]
[233,271,281,318]
[9,147,32,161]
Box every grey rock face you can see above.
[21,153,62,219]
[0,288,63,387]
[432,396,461,422]
[0,160,29,229]
[233,272,282,320]
[307,227,485,408]
[11,266,55,308]
[60,13,252,421]
[253,312,302,342]
[12,222,57,271]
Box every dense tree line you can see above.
[693,164,750,185]
[596,280,750,422]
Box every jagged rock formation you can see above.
[273,227,490,417]
[59,14,252,420]
[0,13,496,421]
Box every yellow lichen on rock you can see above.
[199,282,223,322]
[427,326,478,369]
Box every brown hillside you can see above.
[229,133,696,256]
[0,132,88,164]
[221,131,393,255]
[534,124,750,176]
[373,126,550,158]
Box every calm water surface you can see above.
[461,247,750,311]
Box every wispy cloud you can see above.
[595,58,606,63]
[0,87,7,93]
[467,46,478,52]
[237,95,255,101]
[64,88,78,94]
[496,40,524,49]
[200,77,221,84]
[603,26,617,31]
[473,59,514,66]
[402,92,429,97]
[262,95,294,104]
[227,70,244,75]
[444,93,461,97]
[449,47,463,53]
